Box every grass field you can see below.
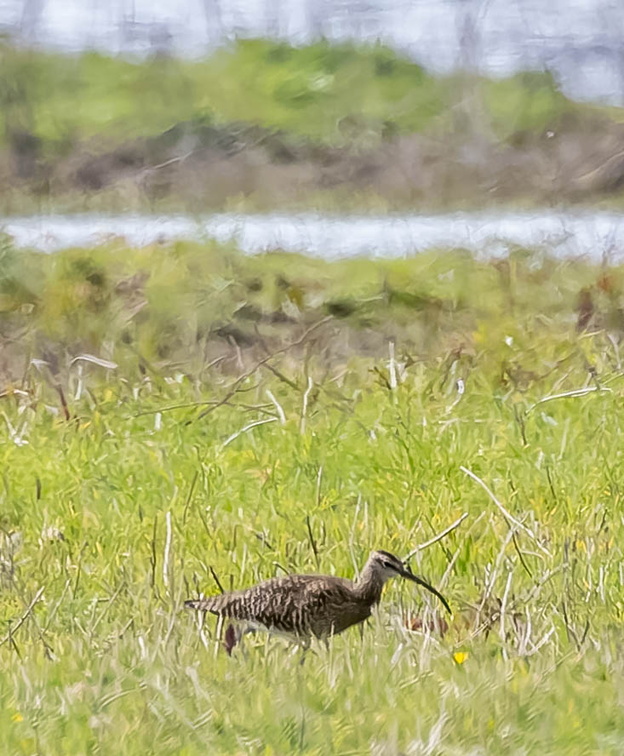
[2,240,624,753]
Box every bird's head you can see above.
[368,549,452,614]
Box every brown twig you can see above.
[191,317,332,424]
[182,471,199,525]
[262,362,300,391]
[55,383,71,421]
[136,400,274,417]
[306,515,320,568]
[0,586,45,648]
[209,566,225,594]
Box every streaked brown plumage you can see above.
[185,550,451,646]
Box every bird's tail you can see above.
[185,591,248,619]
[184,596,222,613]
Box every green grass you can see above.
[0,38,599,154]
[2,241,624,752]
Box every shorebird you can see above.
[185,549,451,651]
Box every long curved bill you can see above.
[400,565,452,615]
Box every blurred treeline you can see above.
[0,38,623,212]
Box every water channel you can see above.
[4,210,624,261]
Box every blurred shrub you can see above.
[0,38,581,154]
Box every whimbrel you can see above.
[185,550,451,651]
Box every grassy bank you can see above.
[1,39,623,212]
[0,39,579,148]
[2,241,624,752]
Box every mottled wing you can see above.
[185,574,356,638]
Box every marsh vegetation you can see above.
[2,239,624,752]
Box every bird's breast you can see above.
[327,602,373,636]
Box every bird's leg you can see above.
[239,625,258,660]
[223,622,238,656]
[298,638,310,666]
[288,636,311,666]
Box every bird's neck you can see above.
[353,564,387,605]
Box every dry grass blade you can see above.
[221,417,278,450]
[266,389,286,424]
[460,466,551,558]
[300,376,314,434]
[526,386,612,414]
[404,513,469,561]
[70,354,119,370]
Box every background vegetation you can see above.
[0,39,578,147]
[0,38,623,212]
